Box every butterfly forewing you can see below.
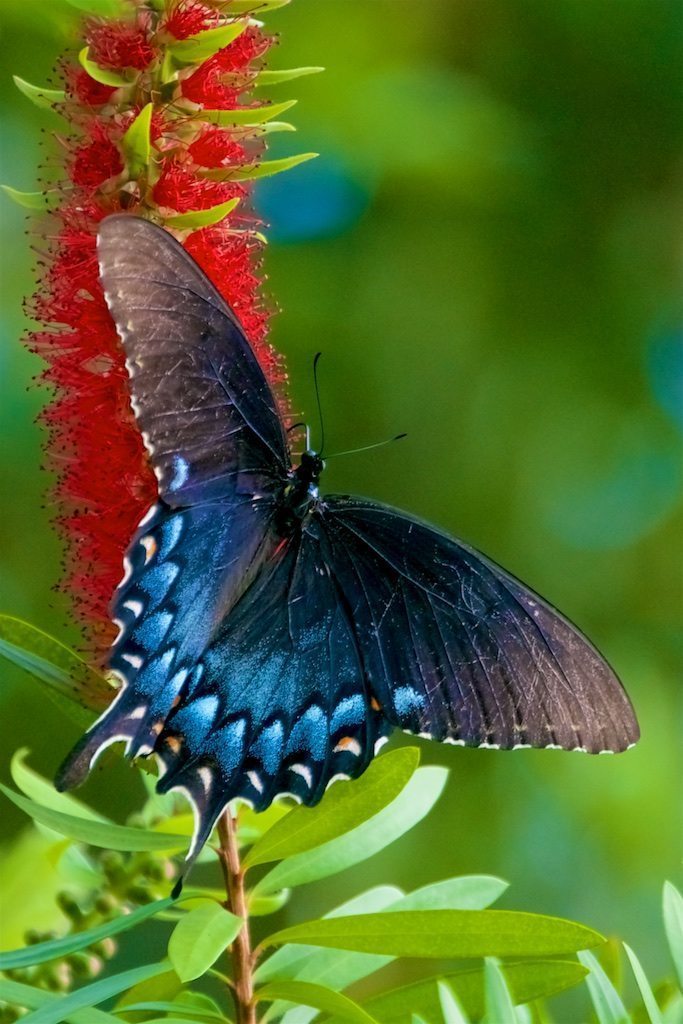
[318,497,639,755]
[97,215,290,506]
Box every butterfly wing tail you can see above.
[55,689,142,791]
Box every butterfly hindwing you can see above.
[148,518,389,874]
[97,215,290,506]
[317,497,640,755]
[56,496,281,790]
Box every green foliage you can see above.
[78,47,134,87]
[120,104,153,178]
[168,902,242,982]
[0,622,680,1022]
[0,615,110,724]
[164,199,241,230]
[168,24,247,65]
[243,747,419,869]
[12,76,64,110]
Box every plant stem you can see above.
[217,807,256,1024]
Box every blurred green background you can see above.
[0,0,681,1013]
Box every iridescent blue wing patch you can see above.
[318,496,640,755]
[143,519,388,877]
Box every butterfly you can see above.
[57,214,639,879]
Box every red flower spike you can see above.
[163,0,220,40]
[86,14,155,71]
[26,0,297,658]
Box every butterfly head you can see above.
[283,449,325,520]
[297,449,325,495]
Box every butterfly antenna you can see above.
[325,433,408,459]
[313,352,326,455]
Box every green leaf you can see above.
[438,981,470,1024]
[664,882,683,989]
[1,186,46,210]
[263,909,603,959]
[578,950,630,1024]
[198,99,297,127]
[10,748,109,823]
[20,962,169,1024]
[255,765,447,894]
[258,981,378,1024]
[0,978,118,1023]
[122,103,153,177]
[360,961,589,1024]
[0,785,188,852]
[165,197,241,230]
[263,875,508,1020]
[13,76,64,110]
[202,152,318,183]
[261,887,400,1022]
[245,747,420,869]
[623,943,664,1024]
[484,958,517,1022]
[249,888,291,916]
[168,900,243,982]
[169,23,247,64]
[255,67,325,86]
[114,1002,222,1023]
[0,614,112,723]
[114,970,182,1014]
[396,876,508,912]
[79,47,135,87]
[0,897,174,971]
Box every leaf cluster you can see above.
[1,624,681,1024]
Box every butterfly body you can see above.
[56,215,639,880]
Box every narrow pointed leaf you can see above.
[249,889,291,916]
[122,102,153,177]
[20,962,169,1024]
[263,910,603,959]
[0,785,188,852]
[255,765,447,894]
[664,882,683,989]
[359,961,589,1024]
[13,76,64,110]
[10,748,109,823]
[198,99,297,127]
[0,615,112,722]
[169,23,247,64]
[438,981,470,1024]
[578,950,630,1024]
[202,152,318,183]
[262,876,507,1010]
[1,186,47,210]
[0,898,174,970]
[257,981,378,1024]
[484,958,517,1022]
[623,943,664,1024]
[255,67,324,86]
[165,198,241,230]
[0,979,118,1023]
[79,47,134,87]
[263,888,400,1022]
[168,901,243,982]
[118,1001,223,1021]
[245,747,419,869]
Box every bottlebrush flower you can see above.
[13,0,318,658]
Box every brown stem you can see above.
[217,808,256,1024]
